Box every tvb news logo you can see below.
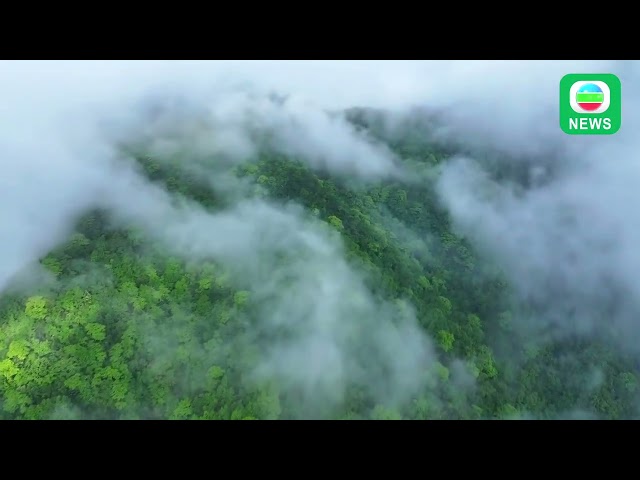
[560,73,621,135]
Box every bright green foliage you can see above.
[233,291,250,308]
[170,399,194,420]
[371,405,402,420]
[1,118,639,420]
[327,215,344,231]
[499,403,519,419]
[25,296,47,320]
[438,330,455,353]
[41,256,62,276]
[434,362,450,382]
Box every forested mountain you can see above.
[1,107,638,420]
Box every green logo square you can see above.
[560,73,621,135]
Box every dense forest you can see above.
[1,107,638,420]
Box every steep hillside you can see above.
[0,113,638,419]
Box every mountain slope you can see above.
[0,113,638,419]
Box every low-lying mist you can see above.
[1,60,639,418]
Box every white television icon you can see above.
[570,81,610,114]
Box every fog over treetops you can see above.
[0,60,638,419]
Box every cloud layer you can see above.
[2,60,639,416]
